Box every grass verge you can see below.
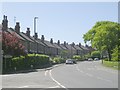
[102,60,120,70]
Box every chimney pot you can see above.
[50,38,53,44]
[41,35,45,42]
[57,40,60,45]
[26,28,30,37]
[15,22,20,34]
[2,15,8,31]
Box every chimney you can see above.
[64,41,66,46]
[50,38,53,44]
[26,28,30,37]
[15,22,20,34]
[57,40,60,45]
[85,44,88,47]
[41,35,45,42]
[2,15,8,31]
[79,43,81,47]
[72,42,75,47]
[35,33,38,40]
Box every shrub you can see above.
[91,51,101,59]
[10,54,50,71]
[52,57,65,64]
[73,55,82,61]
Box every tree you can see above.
[112,45,119,61]
[91,51,100,59]
[83,21,120,61]
[2,32,26,56]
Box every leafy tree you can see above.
[91,51,100,59]
[2,32,26,56]
[112,45,119,61]
[83,21,120,61]
[60,50,68,58]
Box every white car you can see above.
[94,58,99,61]
[65,59,74,64]
[88,58,93,61]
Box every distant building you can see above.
[1,15,95,58]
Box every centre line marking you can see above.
[49,70,69,90]
[45,70,48,76]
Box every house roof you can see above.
[80,45,89,50]
[59,44,68,50]
[20,32,34,42]
[29,36,40,44]
[36,39,46,46]
[74,45,83,50]
[53,43,62,49]
[43,40,55,48]
[65,44,76,50]
[7,28,25,41]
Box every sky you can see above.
[0,2,118,45]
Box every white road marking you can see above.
[49,70,69,90]
[45,70,48,76]
[48,86,60,88]
[18,86,29,88]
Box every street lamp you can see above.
[34,17,38,38]
[34,17,38,53]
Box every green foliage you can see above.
[84,53,91,59]
[112,46,119,61]
[72,55,81,61]
[91,51,101,58]
[52,57,65,64]
[83,21,120,61]
[10,54,50,70]
[103,60,119,70]
[60,50,68,58]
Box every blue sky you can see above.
[1,2,118,45]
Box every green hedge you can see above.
[11,54,50,70]
[51,57,65,64]
[72,55,82,61]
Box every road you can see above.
[2,60,118,89]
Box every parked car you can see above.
[66,59,73,64]
[88,58,93,61]
[66,59,76,64]
[94,58,99,61]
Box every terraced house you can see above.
[1,15,94,57]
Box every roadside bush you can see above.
[72,55,82,61]
[91,51,101,59]
[52,57,65,64]
[12,56,25,70]
[10,54,50,71]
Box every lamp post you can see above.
[34,17,38,53]
[34,17,38,37]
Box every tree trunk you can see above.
[107,48,111,61]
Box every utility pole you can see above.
[34,17,38,38]
[14,16,16,26]
[33,17,38,53]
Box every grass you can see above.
[102,60,120,70]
